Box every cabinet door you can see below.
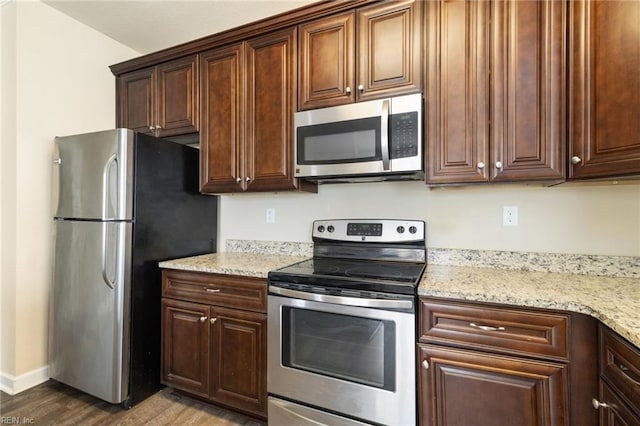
[599,381,640,426]
[245,27,299,192]
[156,55,199,137]
[426,0,489,184]
[210,306,267,418]
[418,344,568,426]
[117,67,155,135]
[569,0,640,179]
[298,12,355,110]
[199,44,245,193]
[357,0,422,102]
[161,298,210,398]
[491,0,565,182]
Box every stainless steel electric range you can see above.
[267,219,426,426]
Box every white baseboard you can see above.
[0,366,49,395]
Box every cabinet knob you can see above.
[358,84,364,92]
[156,125,162,130]
[245,176,251,182]
[592,398,609,410]
[571,156,582,165]
[346,86,351,94]
[495,161,503,170]
[149,126,156,131]
[422,360,429,369]
[236,177,242,183]
[53,158,62,165]
[477,162,485,170]
[199,316,207,323]
[210,317,217,325]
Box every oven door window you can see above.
[296,117,381,164]
[281,307,395,391]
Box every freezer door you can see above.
[49,219,132,404]
[54,129,134,220]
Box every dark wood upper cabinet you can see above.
[117,67,155,135]
[569,0,640,180]
[426,0,489,184]
[199,28,316,194]
[298,12,356,109]
[117,55,198,138]
[427,0,565,185]
[490,0,565,182]
[298,0,422,110]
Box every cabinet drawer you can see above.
[600,325,640,413]
[419,298,569,360]
[162,269,267,313]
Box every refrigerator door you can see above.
[49,219,132,404]
[54,129,134,220]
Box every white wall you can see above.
[218,181,640,257]
[0,0,137,394]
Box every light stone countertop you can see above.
[160,250,640,349]
[419,264,640,348]
[159,252,307,278]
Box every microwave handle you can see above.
[381,99,390,170]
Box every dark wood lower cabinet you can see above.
[161,269,267,419]
[598,382,640,426]
[418,344,567,426]
[161,298,210,398]
[418,298,599,426]
[210,306,267,416]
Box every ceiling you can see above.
[43,0,317,54]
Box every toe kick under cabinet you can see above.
[417,297,599,426]
[161,269,267,419]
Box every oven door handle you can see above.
[269,285,413,310]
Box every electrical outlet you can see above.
[503,206,518,226]
[266,208,276,224]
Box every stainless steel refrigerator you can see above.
[49,129,217,407]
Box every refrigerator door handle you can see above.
[102,153,118,219]
[101,222,116,289]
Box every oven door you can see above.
[267,290,416,426]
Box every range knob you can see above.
[409,226,418,234]
[396,226,405,234]
[317,225,325,233]
[327,225,335,233]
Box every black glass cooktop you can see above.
[268,257,425,295]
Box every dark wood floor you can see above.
[0,380,266,425]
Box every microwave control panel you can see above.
[390,111,419,159]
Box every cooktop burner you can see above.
[268,257,425,295]
[268,219,426,296]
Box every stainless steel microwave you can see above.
[294,93,423,182]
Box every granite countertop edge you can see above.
[160,252,640,349]
[418,264,640,349]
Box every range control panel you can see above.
[313,219,425,243]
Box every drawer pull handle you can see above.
[618,363,640,386]
[592,398,609,410]
[469,322,506,332]
[204,288,221,293]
